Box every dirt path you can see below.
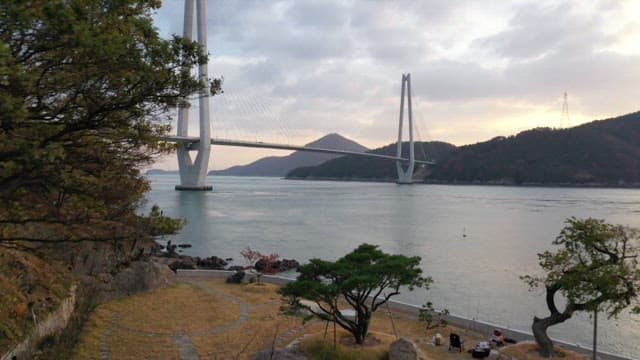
[72,276,488,359]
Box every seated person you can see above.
[490,329,505,346]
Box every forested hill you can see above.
[209,133,368,177]
[428,111,640,185]
[286,141,456,181]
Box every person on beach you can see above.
[490,329,505,346]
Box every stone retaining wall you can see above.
[1,285,77,360]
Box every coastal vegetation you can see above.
[287,112,640,186]
[522,218,640,357]
[430,112,640,185]
[286,141,455,180]
[278,243,432,345]
[0,0,211,245]
[0,0,216,355]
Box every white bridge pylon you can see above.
[396,73,415,184]
[170,1,430,190]
[175,0,212,191]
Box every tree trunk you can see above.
[532,312,571,357]
[354,316,370,345]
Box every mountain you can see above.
[145,169,179,175]
[209,133,368,177]
[286,141,456,181]
[428,111,640,186]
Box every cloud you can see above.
[151,0,640,170]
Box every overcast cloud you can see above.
[151,0,640,170]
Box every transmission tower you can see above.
[561,92,570,128]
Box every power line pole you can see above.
[561,92,570,128]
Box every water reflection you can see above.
[145,175,640,358]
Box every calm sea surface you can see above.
[145,174,640,359]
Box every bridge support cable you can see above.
[396,73,416,184]
[175,0,212,191]
[407,84,432,164]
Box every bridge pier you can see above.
[396,73,415,184]
[175,0,212,191]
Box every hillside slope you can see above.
[286,141,455,181]
[428,111,640,185]
[209,133,368,177]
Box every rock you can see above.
[226,270,245,284]
[280,259,300,271]
[177,243,192,248]
[168,257,197,272]
[101,261,175,300]
[389,337,426,360]
[487,350,501,359]
[254,258,299,273]
[197,256,228,269]
[251,348,306,360]
[254,258,268,272]
[96,272,113,283]
[151,241,164,255]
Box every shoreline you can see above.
[284,176,640,189]
[177,269,636,360]
[147,173,640,189]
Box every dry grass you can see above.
[71,307,112,359]
[107,282,239,334]
[298,330,393,359]
[0,247,73,353]
[193,279,282,305]
[191,300,297,359]
[108,331,179,359]
[71,277,590,360]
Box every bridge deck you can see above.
[162,136,435,165]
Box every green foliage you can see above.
[430,112,640,185]
[524,217,640,316]
[279,243,432,345]
[298,338,389,360]
[0,0,216,242]
[522,218,640,356]
[148,204,185,237]
[418,301,449,329]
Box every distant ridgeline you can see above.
[430,111,640,186]
[287,111,640,186]
[286,141,455,181]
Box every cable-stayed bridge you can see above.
[162,0,434,190]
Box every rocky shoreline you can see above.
[152,240,300,274]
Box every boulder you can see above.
[100,261,175,300]
[226,270,245,284]
[254,258,299,273]
[389,337,426,360]
[254,258,269,272]
[487,350,501,359]
[280,259,300,271]
[197,256,228,269]
[168,257,197,272]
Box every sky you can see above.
[151,0,640,170]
